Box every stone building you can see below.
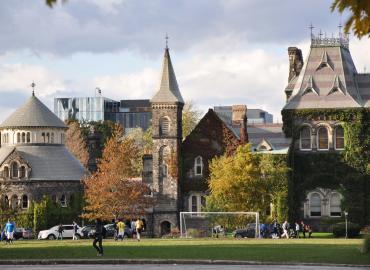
[0,93,85,210]
[282,33,370,226]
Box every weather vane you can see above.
[31,81,36,96]
[165,33,169,49]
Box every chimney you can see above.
[288,47,303,82]
[232,105,248,144]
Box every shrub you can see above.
[332,222,361,238]
[361,234,370,254]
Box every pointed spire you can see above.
[151,45,184,104]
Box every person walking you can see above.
[117,219,125,241]
[93,218,104,256]
[4,219,15,244]
[135,218,144,242]
[57,224,64,240]
[281,220,289,239]
[72,221,78,240]
[301,221,306,238]
[295,222,300,238]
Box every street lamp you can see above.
[344,211,348,239]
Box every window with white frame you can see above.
[330,193,341,217]
[334,126,345,150]
[317,126,329,150]
[310,193,321,216]
[300,126,311,150]
[194,156,203,176]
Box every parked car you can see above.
[233,223,260,239]
[81,225,95,239]
[88,224,134,239]
[38,224,83,240]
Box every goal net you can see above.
[179,211,260,238]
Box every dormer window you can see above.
[194,156,203,176]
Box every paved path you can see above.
[0,265,367,270]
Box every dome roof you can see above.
[0,94,66,129]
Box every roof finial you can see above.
[338,16,343,38]
[165,33,169,49]
[31,81,36,96]
[309,23,315,38]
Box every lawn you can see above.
[0,238,369,265]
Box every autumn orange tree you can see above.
[82,124,153,221]
[65,120,89,167]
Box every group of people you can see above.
[1,219,16,244]
[261,220,313,239]
[56,221,79,240]
[92,217,145,257]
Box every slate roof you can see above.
[284,37,370,109]
[0,94,67,129]
[0,145,85,181]
[151,48,184,104]
[247,124,291,154]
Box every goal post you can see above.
[179,211,260,238]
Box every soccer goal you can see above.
[179,211,260,238]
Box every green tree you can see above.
[182,101,202,139]
[207,144,289,222]
[331,0,370,38]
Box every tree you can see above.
[65,121,89,167]
[206,144,288,222]
[45,0,67,7]
[182,101,202,139]
[331,0,370,38]
[82,125,153,221]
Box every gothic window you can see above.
[22,132,25,143]
[300,126,311,150]
[22,195,28,209]
[51,133,54,143]
[330,193,341,217]
[4,166,9,178]
[317,126,329,150]
[26,132,31,143]
[11,195,18,209]
[194,156,203,176]
[335,126,345,150]
[159,117,170,135]
[160,164,168,178]
[19,166,26,179]
[17,133,21,143]
[42,132,46,143]
[60,195,67,207]
[191,195,197,212]
[11,162,18,178]
[310,193,321,217]
[4,195,9,207]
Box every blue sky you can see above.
[0,0,369,122]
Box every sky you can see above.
[0,0,369,123]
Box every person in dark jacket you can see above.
[93,218,104,256]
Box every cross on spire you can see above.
[338,21,343,37]
[165,33,169,49]
[309,23,315,38]
[31,81,36,96]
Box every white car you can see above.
[38,224,83,240]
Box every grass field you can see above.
[0,238,369,265]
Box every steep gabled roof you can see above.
[284,37,365,110]
[0,94,67,129]
[151,48,184,104]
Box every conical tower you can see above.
[150,44,184,236]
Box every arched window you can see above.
[17,133,21,143]
[3,166,9,178]
[51,133,54,143]
[310,193,321,217]
[22,132,26,143]
[159,117,170,135]
[194,156,203,176]
[191,195,197,212]
[160,164,168,178]
[22,195,28,209]
[42,132,46,143]
[4,195,9,207]
[46,133,50,143]
[60,195,67,207]
[335,126,345,150]
[26,132,31,143]
[300,126,311,150]
[11,195,18,209]
[317,127,329,150]
[330,193,341,217]
[11,162,18,178]
[19,166,26,179]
